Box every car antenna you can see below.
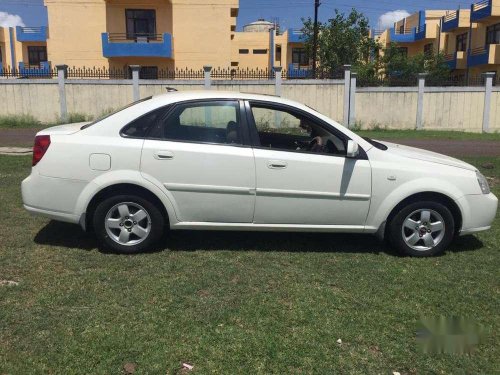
[166,87,178,92]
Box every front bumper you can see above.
[456,192,498,235]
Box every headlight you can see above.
[476,171,490,194]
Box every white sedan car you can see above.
[22,91,497,256]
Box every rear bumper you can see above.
[23,204,80,224]
[22,171,86,224]
[457,193,498,235]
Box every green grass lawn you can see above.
[356,129,500,141]
[0,155,499,374]
[0,114,90,129]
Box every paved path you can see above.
[0,128,499,157]
[381,139,500,157]
[0,128,39,148]
[0,147,32,155]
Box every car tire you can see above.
[388,201,455,257]
[93,194,165,254]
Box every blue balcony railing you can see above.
[16,26,48,42]
[468,47,489,66]
[0,62,3,74]
[18,61,51,76]
[288,28,305,43]
[102,33,173,58]
[442,11,459,32]
[444,53,457,69]
[287,63,312,78]
[471,0,492,21]
[390,24,426,42]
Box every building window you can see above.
[0,45,3,63]
[456,33,467,52]
[239,49,249,54]
[424,43,434,55]
[253,49,267,54]
[292,48,308,66]
[27,46,47,67]
[486,23,500,46]
[399,24,405,34]
[126,9,156,39]
[276,44,282,62]
[397,47,408,58]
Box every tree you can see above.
[381,43,451,83]
[301,9,377,75]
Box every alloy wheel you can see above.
[104,202,151,246]
[401,209,445,251]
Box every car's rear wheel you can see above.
[93,194,164,254]
[388,201,455,257]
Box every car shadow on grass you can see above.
[34,220,485,256]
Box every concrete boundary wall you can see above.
[0,67,497,132]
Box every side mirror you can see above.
[346,140,359,158]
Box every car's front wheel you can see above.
[93,195,165,254]
[388,201,455,257]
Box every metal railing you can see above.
[67,66,129,79]
[443,53,455,61]
[0,65,57,78]
[471,46,487,55]
[443,11,458,22]
[18,27,45,34]
[472,0,490,11]
[107,33,164,42]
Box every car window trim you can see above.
[120,104,172,139]
[244,100,368,160]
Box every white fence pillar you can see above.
[130,65,141,101]
[204,65,212,90]
[348,72,357,128]
[482,72,495,133]
[416,73,427,130]
[343,65,351,127]
[274,66,282,96]
[56,64,68,123]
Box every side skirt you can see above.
[171,222,373,233]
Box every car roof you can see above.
[150,90,303,108]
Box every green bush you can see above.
[0,114,41,128]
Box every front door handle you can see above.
[267,160,288,169]
[154,151,174,160]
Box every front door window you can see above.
[250,104,347,156]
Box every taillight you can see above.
[32,135,51,166]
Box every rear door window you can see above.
[157,101,243,145]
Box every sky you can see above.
[0,0,477,30]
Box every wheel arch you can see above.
[84,183,170,232]
[383,191,463,239]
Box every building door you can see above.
[126,9,156,39]
[27,46,47,67]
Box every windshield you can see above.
[81,96,153,130]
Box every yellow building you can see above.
[375,10,449,57]
[0,26,49,74]
[374,1,500,77]
[1,0,308,78]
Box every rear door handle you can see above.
[267,160,287,169]
[154,151,174,160]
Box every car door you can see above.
[140,99,256,223]
[246,101,372,226]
